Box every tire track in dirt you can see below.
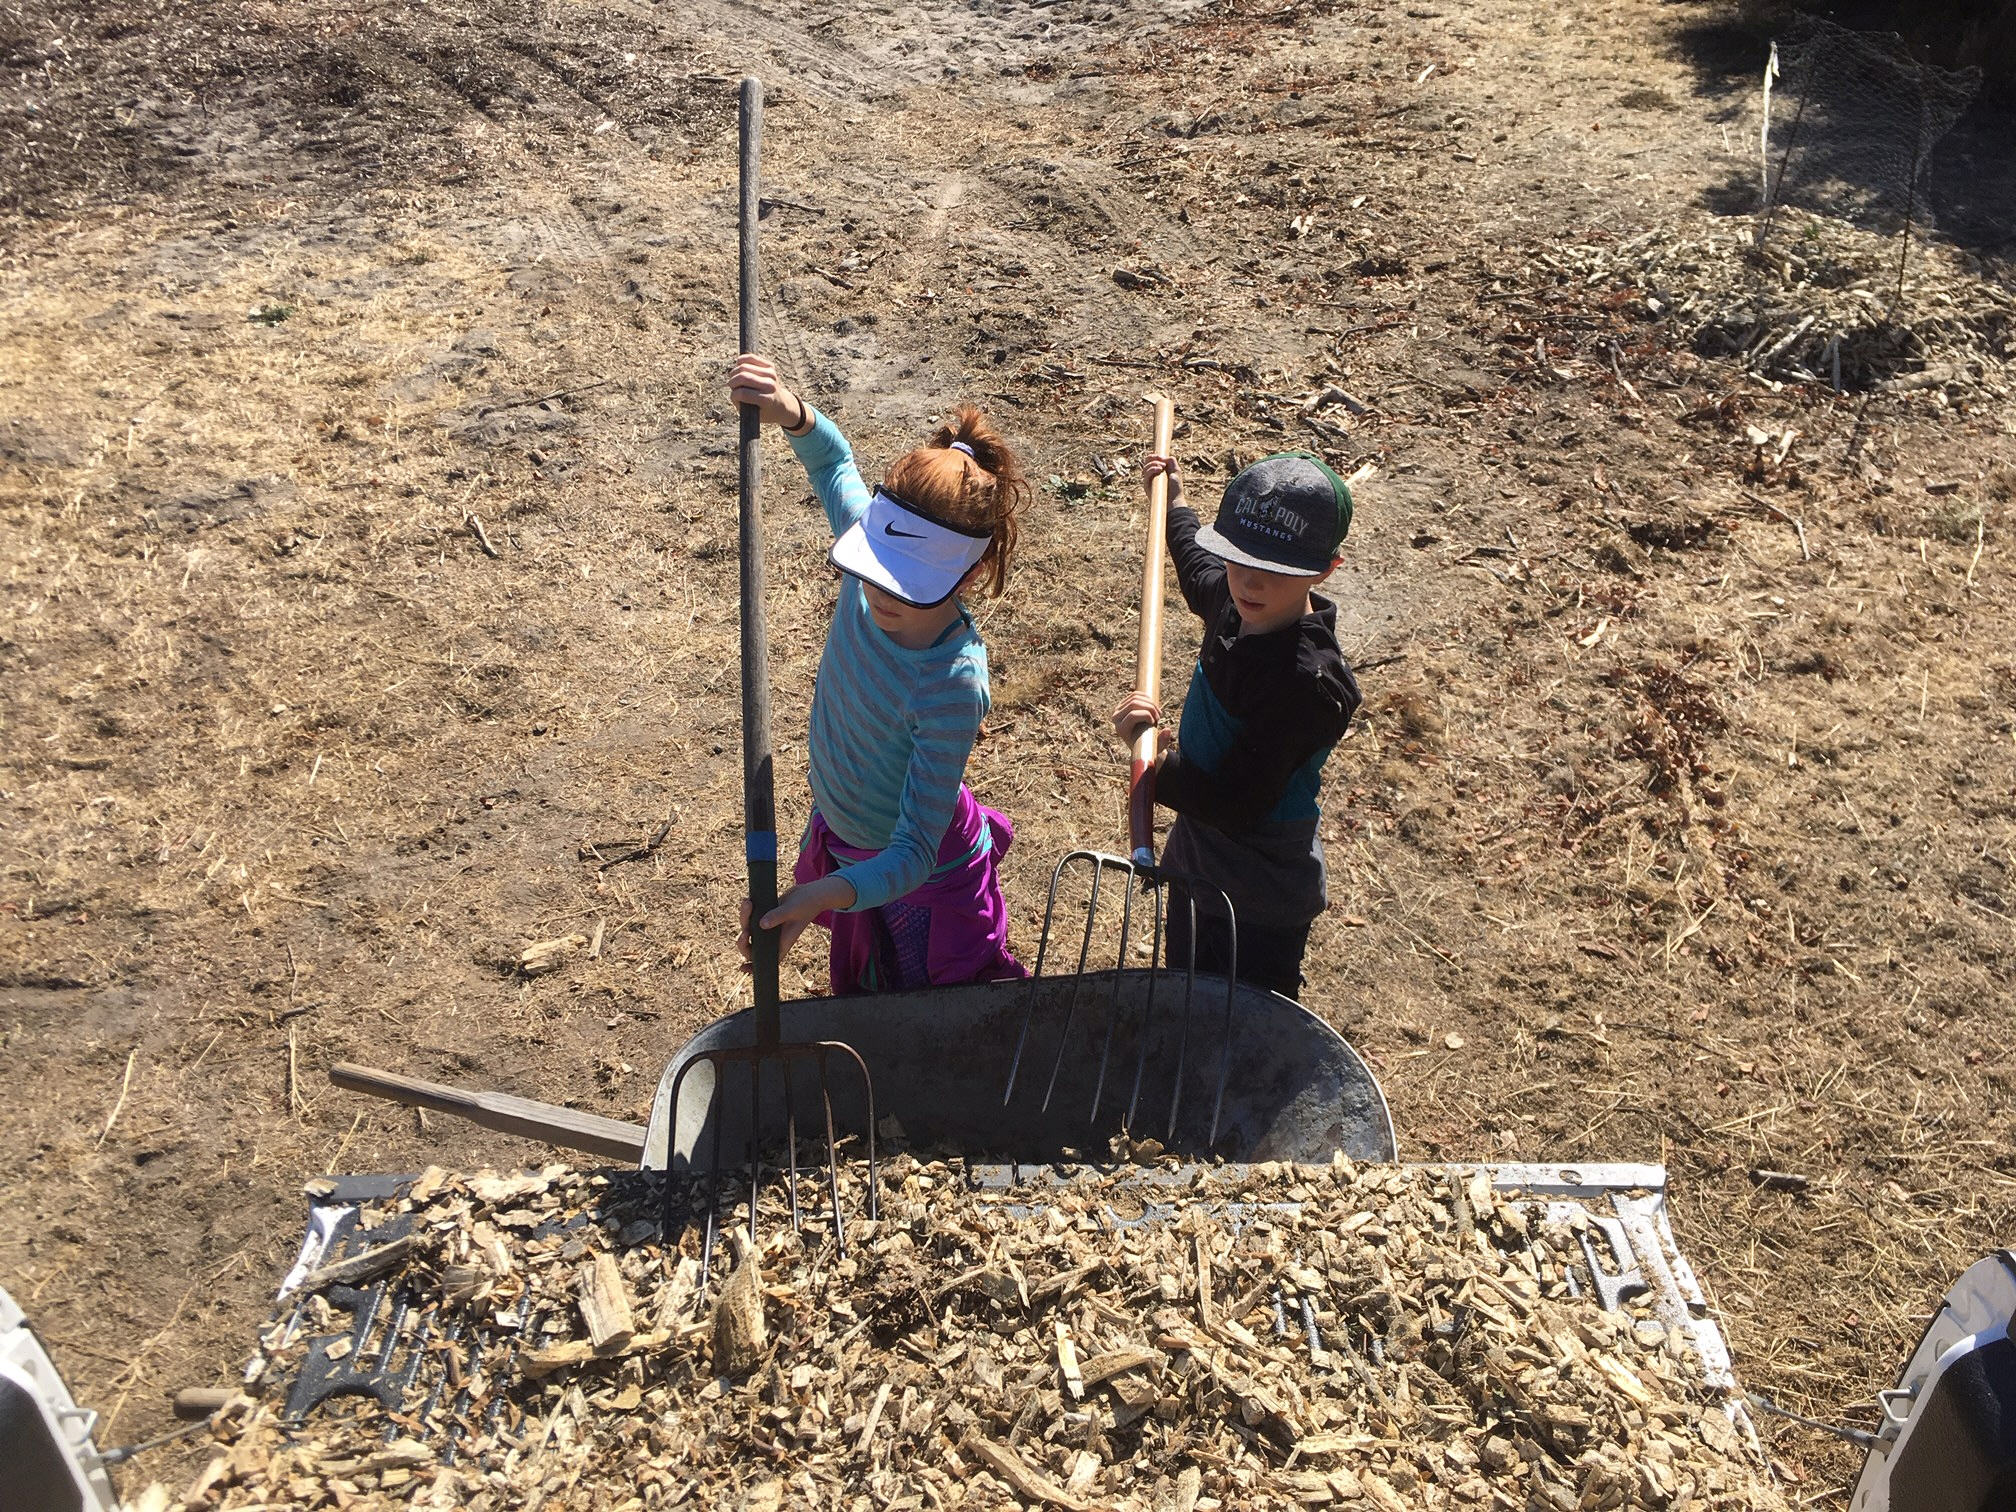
[599,0,1203,268]
[600,0,888,102]
[756,258,822,392]
[346,34,688,323]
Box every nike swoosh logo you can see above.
[883,522,925,539]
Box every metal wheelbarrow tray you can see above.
[645,970,1397,1174]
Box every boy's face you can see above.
[1225,560,1332,635]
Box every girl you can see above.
[727,354,1030,994]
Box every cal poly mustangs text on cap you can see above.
[1194,452,1354,578]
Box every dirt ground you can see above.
[3,0,2013,1502]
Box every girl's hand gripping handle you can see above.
[1129,396,1176,866]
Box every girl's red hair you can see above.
[884,406,1029,598]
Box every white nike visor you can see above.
[829,488,992,609]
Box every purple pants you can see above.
[793,787,1028,996]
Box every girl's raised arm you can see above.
[728,354,869,535]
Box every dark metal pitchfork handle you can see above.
[661,79,875,1283]
[738,76,782,1045]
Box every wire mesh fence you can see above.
[1759,18,1983,311]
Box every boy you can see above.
[1111,452,1360,999]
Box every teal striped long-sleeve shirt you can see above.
[786,411,990,912]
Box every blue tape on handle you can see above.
[745,830,777,863]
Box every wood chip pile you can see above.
[1543,211,2013,394]
[165,1160,1787,1512]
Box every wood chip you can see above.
[966,1431,1091,1510]
[293,1233,417,1294]
[518,933,587,976]
[1056,1319,1085,1400]
[198,1160,1788,1511]
[711,1249,766,1377]
[577,1250,634,1353]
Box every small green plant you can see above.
[247,302,294,326]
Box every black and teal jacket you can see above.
[1154,501,1360,926]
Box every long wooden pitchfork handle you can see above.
[1128,395,1176,866]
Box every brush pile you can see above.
[163,1160,1786,1512]
[1538,212,2013,394]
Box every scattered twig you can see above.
[295,1230,417,1294]
[1743,490,1810,561]
[478,379,611,417]
[1607,342,1642,408]
[599,819,673,872]
[1748,1169,1811,1193]
[322,1104,366,1177]
[465,514,502,559]
[97,1049,137,1147]
[856,1379,892,1453]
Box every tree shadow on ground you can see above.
[1663,2,2016,267]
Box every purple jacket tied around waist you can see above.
[794,785,1026,995]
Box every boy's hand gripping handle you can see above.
[736,77,781,1045]
[1128,395,1175,867]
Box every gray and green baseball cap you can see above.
[1197,452,1354,577]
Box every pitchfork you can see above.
[1000,396,1242,1149]
[662,78,877,1284]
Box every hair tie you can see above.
[948,440,977,459]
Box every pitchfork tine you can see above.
[782,1056,801,1235]
[702,1068,726,1297]
[818,1056,846,1256]
[1123,876,1165,1132]
[1165,882,1200,1144]
[1088,859,1138,1123]
[1039,853,1108,1114]
[834,1039,880,1223]
[1001,851,1074,1107]
[1206,886,1238,1148]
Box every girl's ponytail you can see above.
[886,405,1030,597]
